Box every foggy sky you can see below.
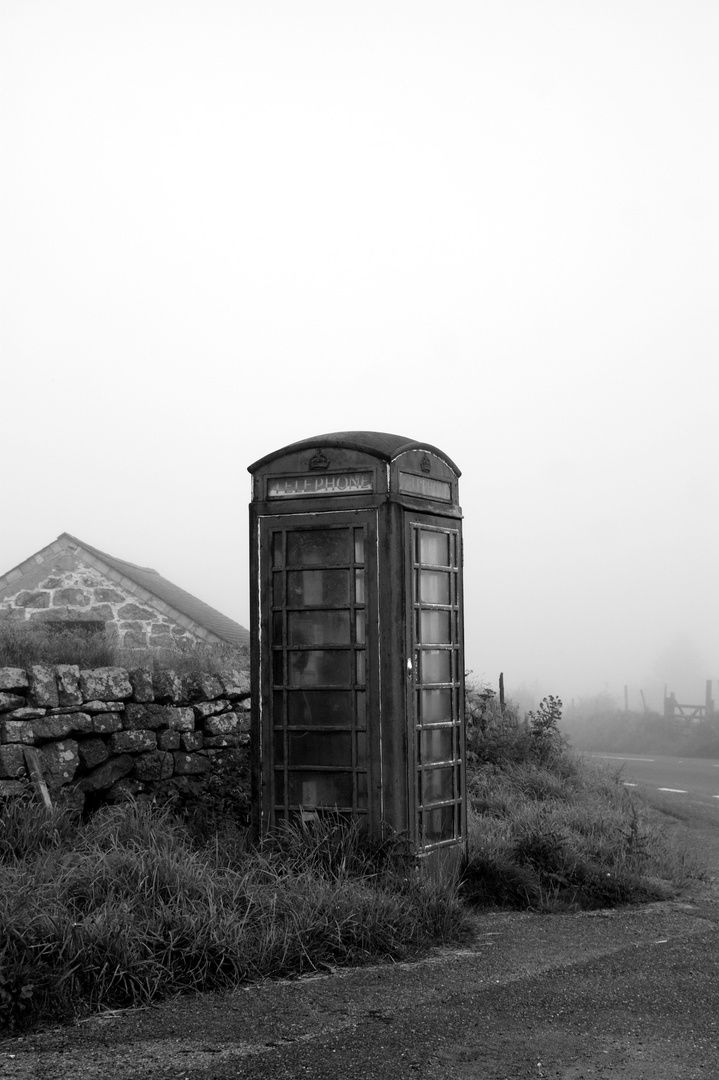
[2,1,718,710]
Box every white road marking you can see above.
[622,782,637,787]
[593,755,656,762]
[657,788,688,794]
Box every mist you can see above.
[2,2,718,712]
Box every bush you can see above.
[462,687,698,912]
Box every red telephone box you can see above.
[248,432,466,863]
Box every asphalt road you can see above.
[585,752,719,810]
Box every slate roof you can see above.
[0,533,250,649]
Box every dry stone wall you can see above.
[0,664,251,812]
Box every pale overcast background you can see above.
[2,1,718,709]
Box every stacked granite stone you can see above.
[0,664,251,807]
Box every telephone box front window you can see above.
[269,522,369,823]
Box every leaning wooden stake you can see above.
[23,747,53,811]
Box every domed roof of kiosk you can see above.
[248,431,461,476]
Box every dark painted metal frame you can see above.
[248,432,465,864]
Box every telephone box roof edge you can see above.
[248,431,461,476]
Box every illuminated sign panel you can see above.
[267,472,373,498]
[399,472,452,501]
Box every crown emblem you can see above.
[309,450,330,471]
[420,455,431,474]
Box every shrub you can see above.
[526,695,567,761]
[462,687,698,911]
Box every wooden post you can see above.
[499,672,505,714]
[23,747,53,811]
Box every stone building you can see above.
[0,533,249,652]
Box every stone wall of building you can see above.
[0,664,251,813]
[0,551,206,650]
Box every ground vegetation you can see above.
[0,635,702,1031]
[0,618,248,675]
[561,696,719,758]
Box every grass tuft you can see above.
[0,800,469,1032]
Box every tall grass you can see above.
[0,619,248,673]
[462,688,701,910]
[0,621,117,669]
[0,800,469,1031]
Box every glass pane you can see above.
[273,572,284,606]
[422,805,455,843]
[357,731,367,767]
[355,569,365,604]
[355,650,366,685]
[287,530,350,567]
[355,610,366,644]
[288,690,353,726]
[272,532,283,567]
[273,691,284,723]
[272,651,283,685]
[354,529,365,563]
[419,610,451,643]
[288,771,354,807]
[274,731,286,765]
[357,772,368,807]
[420,727,453,764]
[421,766,454,804]
[356,691,366,728]
[420,571,450,605]
[421,650,451,683]
[421,688,453,723]
[419,530,450,566]
[288,610,350,645]
[288,650,352,687]
[288,570,349,606]
[288,731,352,768]
[274,769,286,806]
[272,611,283,641]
